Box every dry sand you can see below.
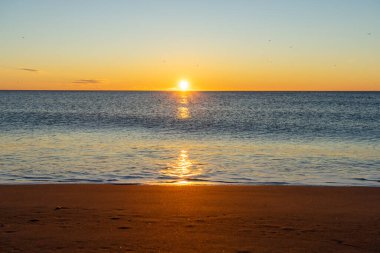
[0,185,379,252]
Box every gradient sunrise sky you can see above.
[1,0,379,91]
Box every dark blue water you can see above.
[0,91,379,185]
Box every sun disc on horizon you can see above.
[178,80,190,91]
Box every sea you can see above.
[0,91,379,186]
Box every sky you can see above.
[0,0,379,91]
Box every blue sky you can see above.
[1,0,379,90]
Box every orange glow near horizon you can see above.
[1,66,379,91]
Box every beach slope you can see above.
[0,185,379,252]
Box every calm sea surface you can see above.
[0,91,379,186]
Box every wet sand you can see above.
[0,185,379,252]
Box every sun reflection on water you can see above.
[177,107,190,119]
[176,93,191,119]
[179,95,188,105]
[160,150,203,185]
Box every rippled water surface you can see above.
[0,91,379,185]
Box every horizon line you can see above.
[0,89,379,92]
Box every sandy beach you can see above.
[0,185,379,252]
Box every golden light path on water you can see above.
[160,149,203,185]
[177,107,190,120]
[159,91,203,185]
[177,92,191,120]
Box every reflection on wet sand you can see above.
[160,150,203,184]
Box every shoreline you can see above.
[1,185,379,252]
[0,182,379,187]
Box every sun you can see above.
[178,80,190,91]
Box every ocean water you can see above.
[0,91,379,186]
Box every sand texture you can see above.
[0,185,379,252]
